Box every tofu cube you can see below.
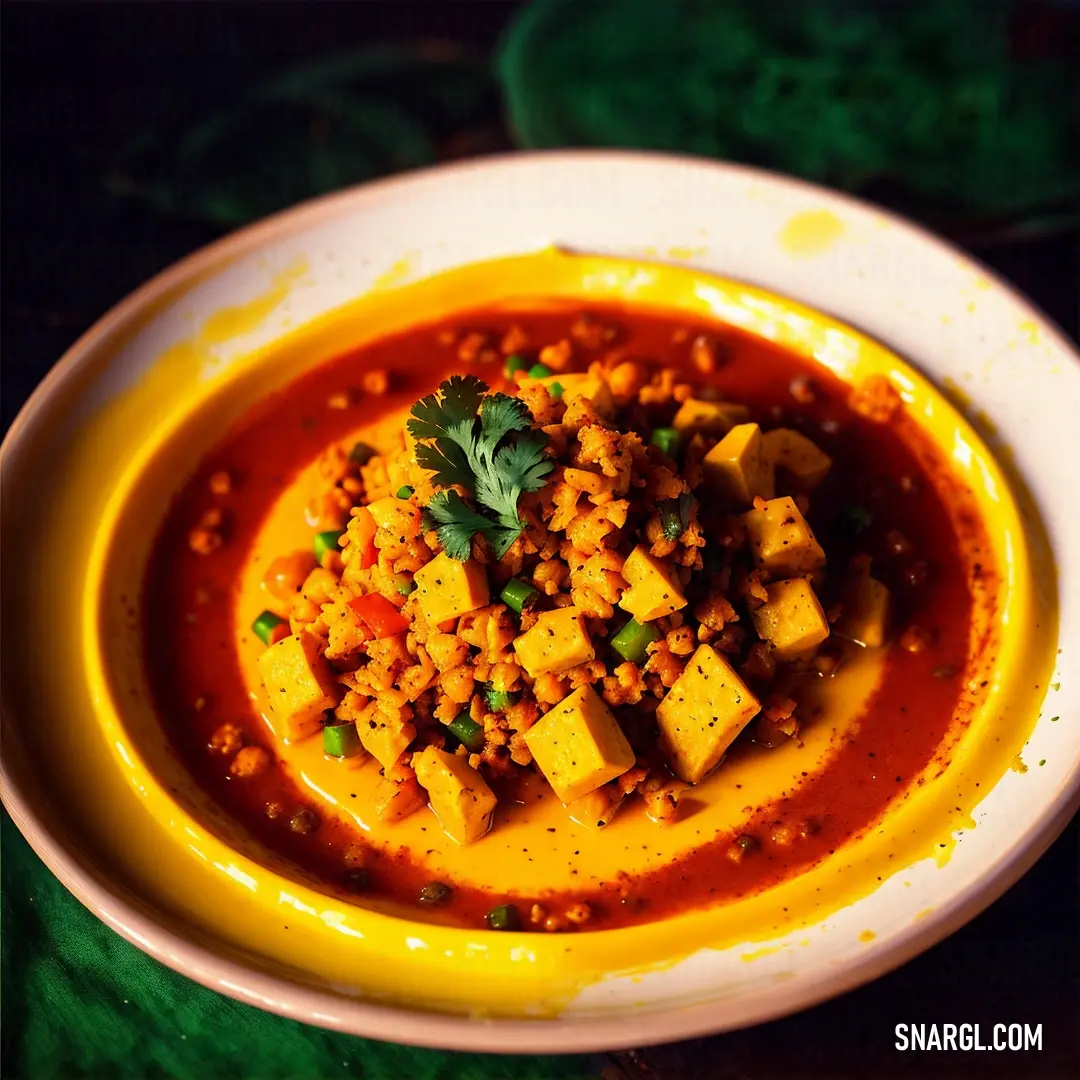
[702,423,775,505]
[356,701,416,770]
[413,552,490,626]
[761,428,832,491]
[412,746,497,844]
[743,496,826,575]
[656,644,761,783]
[618,545,687,622]
[836,571,891,647]
[525,686,636,803]
[365,495,422,535]
[672,398,750,436]
[566,783,627,830]
[751,578,830,660]
[513,606,595,677]
[257,631,340,740]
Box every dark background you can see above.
[2,4,1077,1078]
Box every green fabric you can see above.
[0,812,594,1080]
[497,0,1080,217]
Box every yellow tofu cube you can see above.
[761,428,832,491]
[702,423,775,505]
[513,606,595,677]
[618,545,688,622]
[412,746,497,844]
[743,496,826,575]
[257,631,340,741]
[751,578,831,660]
[525,686,636,803]
[656,644,761,783]
[413,552,490,626]
[672,398,750,436]
[356,701,415,770]
[836,571,891,647]
[365,495,421,534]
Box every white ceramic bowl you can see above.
[2,152,1078,1051]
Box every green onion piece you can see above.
[323,723,361,758]
[650,427,681,457]
[660,506,684,542]
[486,903,521,931]
[500,578,539,614]
[349,441,376,465]
[548,381,565,399]
[252,610,285,646]
[505,354,530,376]
[418,881,453,907]
[610,618,662,664]
[396,485,414,500]
[528,362,553,379]
[393,573,416,596]
[314,529,344,562]
[486,687,517,711]
[446,713,485,753]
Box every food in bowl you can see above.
[144,301,995,933]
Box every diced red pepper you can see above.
[352,507,378,569]
[349,593,410,638]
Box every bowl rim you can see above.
[2,149,1079,1053]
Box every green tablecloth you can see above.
[0,813,593,1080]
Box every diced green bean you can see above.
[650,427,681,457]
[418,881,453,907]
[548,381,565,399]
[323,723,361,758]
[485,903,521,931]
[314,530,344,562]
[447,712,485,752]
[528,362,553,379]
[504,354,530,376]
[486,687,517,711]
[660,507,684,541]
[393,573,416,596]
[349,441,376,465]
[610,618,662,664]
[500,578,538,615]
[252,610,285,646]
[396,485,414,499]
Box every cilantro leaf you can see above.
[410,376,552,560]
[407,375,487,441]
[414,439,474,492]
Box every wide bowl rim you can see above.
[2,150,1078,1054]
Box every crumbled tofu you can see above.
[525,686,635,803]
[618,545,687,622]
[356,702,415,770]
[743,496,826,575]
[565,783,628,830]
[656,644,761,783]
[836,567,891,647]
[257,632,340,740]
[760,428,832,491]
[412,746,497,844]
[514,606,595,677]
[412,552,490,626]
[751,578,831,660]
[526,371,615,417]
[702,423,775,505]
[672,398,749,436]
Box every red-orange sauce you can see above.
[143,304,996,931]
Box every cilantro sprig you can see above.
[408,375,554,560]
